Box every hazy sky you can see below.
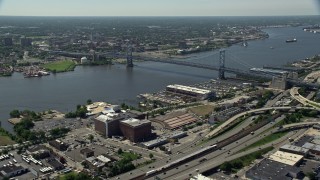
[0,0,319,16]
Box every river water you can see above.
[1,26,320,132]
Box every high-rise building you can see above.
[20,37,32,47]
[119,118,152,142]
[94,115,122,138]
[3,37,13,46]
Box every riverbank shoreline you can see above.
[1,26,320,133]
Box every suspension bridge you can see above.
[49,48,319,89]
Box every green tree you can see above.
[10,110,21,118]
[88,134,94,143]
[306,172,317,180]
[159,146,166,151]
[75,173,91,180]
[220,162,233,172]
[149,153,154,159]
[117,148,123,154]
[86,99,93,105]
[309,110,318,117]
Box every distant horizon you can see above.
[0,15,319,18]
[0,0,318,17]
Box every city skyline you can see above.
[0,0,319,17]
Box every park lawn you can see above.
[189,105,214,116]
[0,135,15,146]
[239,131,288,152]
[42,60,76,72]
[119,152,140,161]
[220,147,274,173]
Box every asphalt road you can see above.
[112,115,285,180]
[290,87,319,109]
[155,128,307,180]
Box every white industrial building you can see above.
[166,84,215,100]
[81,57,89,64]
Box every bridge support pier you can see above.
[219,50,225,79]
[127,45,133,67]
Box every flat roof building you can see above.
[142,137,168,149]
[49,139,68,151]
[0,164,28,178]
[190,174,213,180]
[94,115,122,138]
[47,159,65,171]
[268,151,304,166]
[120,118,152,142]
[96,155,111,164]
[279,144,309,156]
[80,148,94,158]
[94,109,146,138]
[302,142,320,155]
[166,84,215,100]
[245,159,303,180]
[86,156,109,170]
[142,131,187,149]
[163,113,198,130]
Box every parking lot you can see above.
[0,150,66,180]
[63,128,167,161]
[32,118,92,132]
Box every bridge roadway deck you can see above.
[49,50,320,88]
[205,106,315,138]
[290,87,320,109]
[281,121,320,129]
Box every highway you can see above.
[156,129,307,180]
[280,121,320,130]
[110,106,318,180]
[290,87,320,109]
[147,118,310,180]
[264,90,290,107]
[205,106,315,138]
[163,120,316,180]
[304,70,320,83]
[110,114,277,180]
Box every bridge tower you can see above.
[126,45,133,67]
[219,49,226,79]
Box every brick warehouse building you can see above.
[94,111,147,139]
[119,118,152,142]
[94,115,122,138]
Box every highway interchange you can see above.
[111,88,320,180]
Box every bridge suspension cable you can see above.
[227,52,280,78]
[179,50,221,65]
[227,52,254,69]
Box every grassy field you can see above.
[188,105,214,116]
[0,136,15,146]
[119,152,140,160]
[239,131,288,152]
[220,147,274,173]
[59,172,76,180]
[42,60,76,73]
